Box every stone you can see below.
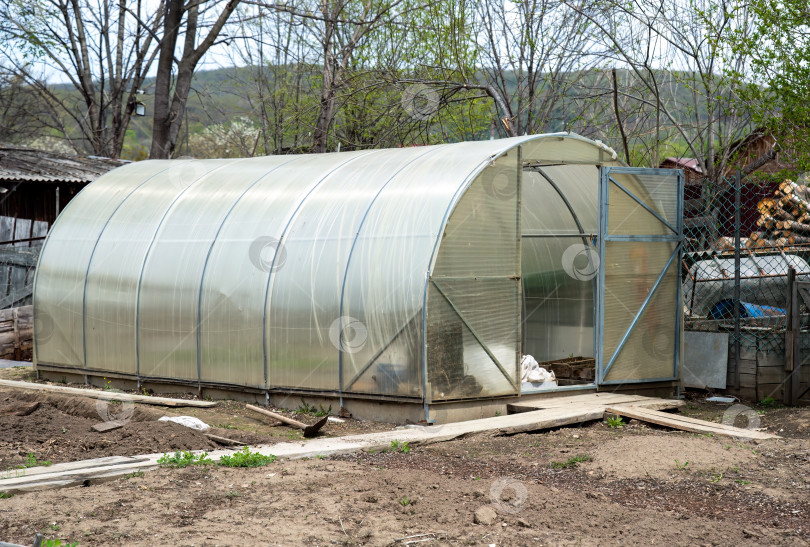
[474,505,497,525]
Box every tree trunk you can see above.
[150,0,183,159]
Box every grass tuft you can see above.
[219,446,276,468]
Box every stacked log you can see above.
[747,180,810,249]
[0,305,33,360]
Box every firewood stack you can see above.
[748,180,810,249]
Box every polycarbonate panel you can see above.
[522,236,594,363]
[198,154,319,387]
[199,152,368,386]
[343,318,422,396]
[35,161,174,367]
[340,140,507,396]
[35,132,630,399]
[427,283,517,398]
[608,172,679,235]
[521,134,619,166]
[428,154,520,400]
[140,159,307,382]
[84,160,225,374]
[433,157,519,278]
[522,166,599,235]
[268,148,431,391]
[602,240,678,381]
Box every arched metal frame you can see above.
[33,133,684,421]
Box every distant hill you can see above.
[14,64,743,161]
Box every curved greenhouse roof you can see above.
[34,133,630,409]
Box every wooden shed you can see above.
[0,145,124,309]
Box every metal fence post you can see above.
[784,267,797,406]
[733,170,742,390]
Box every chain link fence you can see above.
[683,172,810,375]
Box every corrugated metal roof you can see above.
[661,156,703,173]
[0,145,127,184]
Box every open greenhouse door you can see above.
[597,167,684,385]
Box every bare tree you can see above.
[252,0,432,152]
[0,68,45,144]
[566,0,755,177]
[149,0,242,158]
[474,0,599,136]
[0,0,163,157]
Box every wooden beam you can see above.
[205,433,246,446]
[0,248,39,268]
[246,404,328,437]
[0,379,217,408]
[605,405,779,440]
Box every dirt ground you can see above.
[0,366,396,468]
[1,365,809,546]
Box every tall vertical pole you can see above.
[733,171,742,390]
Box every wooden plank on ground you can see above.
[510,394,682,414]
[629,399,686,411]
[497,407,605,435]
[605,405,779,440]
[0,460,160,494]
[91,420,126,433]
[0,379,217,408]
[0,358,30,369]
[205,433,246,446]
[510,393,645,410]
[11,456,148,478]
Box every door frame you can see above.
[596,166,684,385]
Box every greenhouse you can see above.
[33,134,684,423]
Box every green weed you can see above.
[0,491,13,499]
[390,440,411,454]
[759,396,779,408]
[675,459,689,470]
[550,455,590,469]
[25,453,51,468]
[605,416,625,428]
[219,446,276,468]
[295,399,332,416]
[398,496,411,507]
[43,540,78,547]
[295,399,317,414]
[157,451,213,468]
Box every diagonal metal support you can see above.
[343,311,420,392]
[431,280,518,392]
[601,244,680,380]
[610,176,678,234]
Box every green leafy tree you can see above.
[726,0,810,170]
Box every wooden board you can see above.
[509,393,683,414]
[605,405,780,440]
[0,379,217,408]
[91,420,126,433]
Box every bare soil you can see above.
[0,366,396,468]
[0,368,809,546]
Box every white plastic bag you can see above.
[521,354,556,384]
[158,416,211,431]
